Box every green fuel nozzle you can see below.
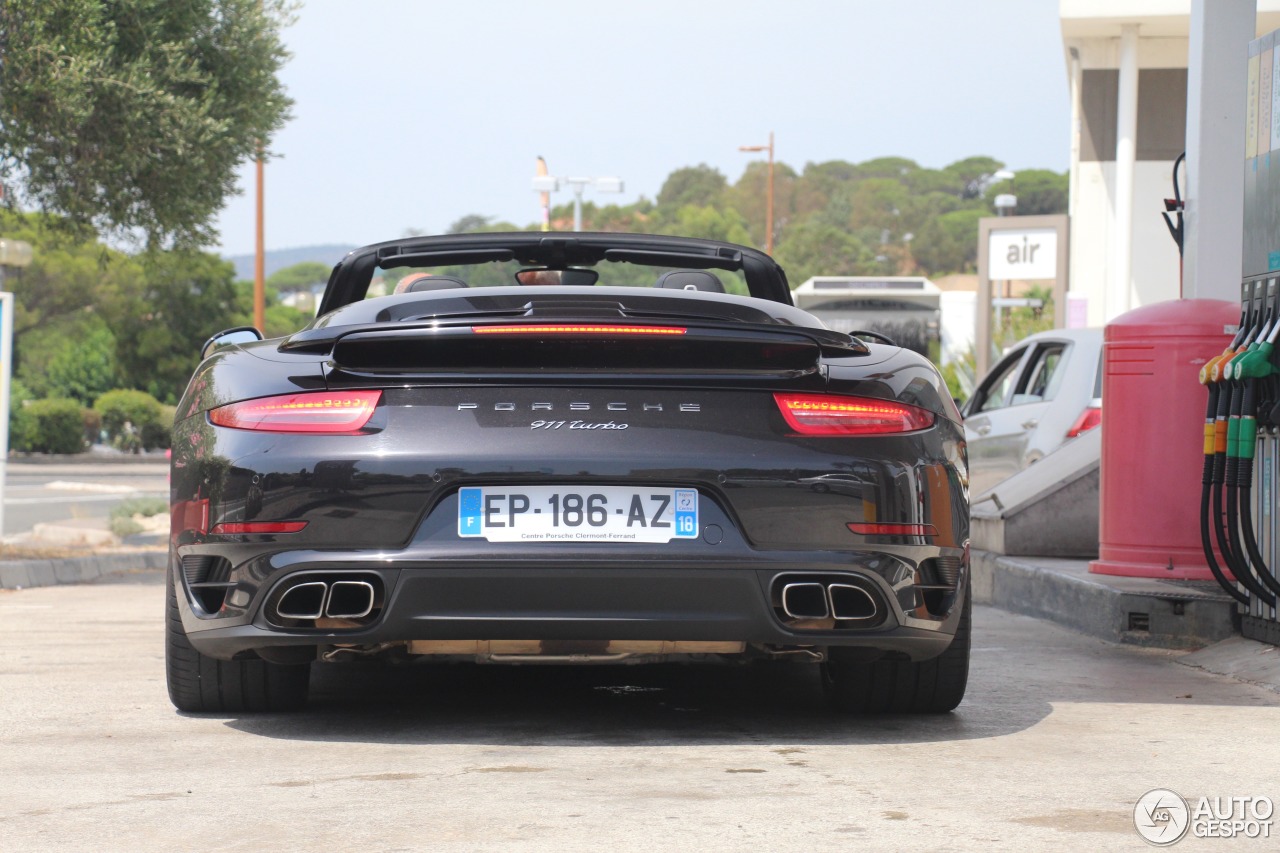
[1225,340,1275,381]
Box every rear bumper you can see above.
[177,551,966,662]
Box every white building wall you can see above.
[1071,154,1186,327]
[1061,2,1280,323]
[1071,160,1112,327]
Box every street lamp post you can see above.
[0,237,34,542]
[534,172,624,231]
[739,132,775,254]
[992,170,1018,302]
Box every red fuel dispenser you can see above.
[1090,299,1238,579]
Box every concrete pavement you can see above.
[1,580,1277,852]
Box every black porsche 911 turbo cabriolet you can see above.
[167,232,970,714]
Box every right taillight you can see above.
[774,393,935,436]
[1067,406,1101,438]
[209,390,381,433]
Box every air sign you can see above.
[987,228,1059,281]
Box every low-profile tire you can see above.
[166,569,310,713]
[822,588,970,714]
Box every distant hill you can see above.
[224,244,356,282]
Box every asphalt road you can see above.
[1,574,1278,852]
[1,462,169,536]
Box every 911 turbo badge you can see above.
[529,420,628,430]
[167,232,970,716]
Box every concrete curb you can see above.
[1178,636,1280,694]
[971,549,1238,649]
[0,550,166,590]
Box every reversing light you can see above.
[774,393,935,436]
[211,521,308,535]
[1067,406,1102,438]
[209,390,381,433]
[472,324,687,336]
[847,522,939,537]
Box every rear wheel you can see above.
[166,569,310,712]
[822,589,970,714]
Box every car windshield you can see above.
[367,259,749,299]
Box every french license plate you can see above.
[458,486,699,543]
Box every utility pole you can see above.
[253,0,266,331]
[254,149,265,332]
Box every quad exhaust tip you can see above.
[276,581,327,620]
[273,577,378,623]
[827,583,877,621]
[778,578,880,623]
[781,582,829,620]
[325,580,375,619]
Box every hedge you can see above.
[94,389,170,451]
[22,398,87,454]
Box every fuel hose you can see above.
[1200,382,1250,605]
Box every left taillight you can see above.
[209,390,382,433]
[774,393,935,436]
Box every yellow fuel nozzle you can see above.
[1203,347,1236,384]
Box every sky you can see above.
[213,0,1070,257]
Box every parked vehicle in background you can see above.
[962,328,1103,496]
[791,276,942,360]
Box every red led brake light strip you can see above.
[847,522,939,537]
[211,521,308,535]
[472,324,686,336]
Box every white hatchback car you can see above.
[962,328,1103,496]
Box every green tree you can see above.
[447,214,493,234]
[657,165,728,209]
[773,220,875,286]
[654,204,753,246]
[848,178,910,231]
[0,210,139,340]
[0,0,294,246]
[912,208,987,274]
[944,156,1005,199]
[987,169,1069,216]
[728,160,799,249]
[108,251,244,402]
[46,315,118,405]
[793,161,859,220]
[852,156,920,181]
[903,168,965,197]
[266,261,330,291]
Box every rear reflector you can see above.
[1067,406,1101,438]
[774,393,934,435]
[848,522,938,537]
[209,390,381,433]
[472,324,687,336]
[211,521,308,535]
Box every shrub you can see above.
[24,398,88,454]
[141,404,176,450]
[81,408,103,446]
[8,379,37,452]
[108,497,169,538]
[94,389,165,451]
